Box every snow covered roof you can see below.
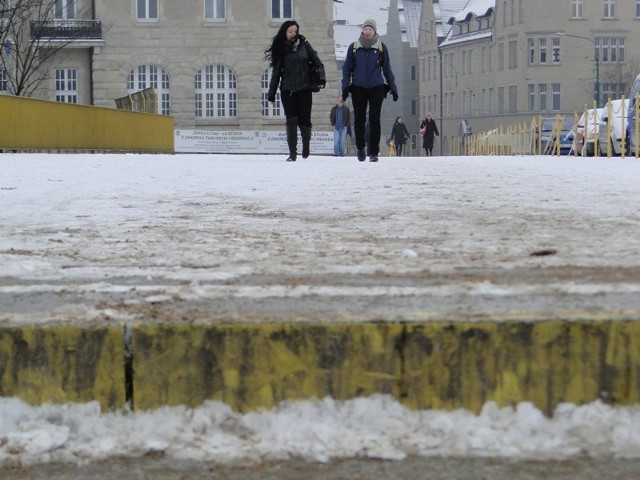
[447,0,496,24]
[433,0,469,38]
[399,0,423,48]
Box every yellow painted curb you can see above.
[2,320,640,415]
[133,320,640,415]
[0,326,125,411]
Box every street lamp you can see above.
[556,32,600,107]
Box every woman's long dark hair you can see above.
[264,20,300,67]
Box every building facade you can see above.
[421,0,640,155]
[379,0,422,152]
[2,0,337,131]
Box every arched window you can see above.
[194,64,237,118]
[127,64,170,115]
[261,68,284,118]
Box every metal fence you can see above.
[448,95,640,158]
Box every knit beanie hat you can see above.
[362,18,377,33]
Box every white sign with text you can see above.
[175,129,334,154]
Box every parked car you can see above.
[597,98,630,156]
[536,117,574,155]
[626,73,640,156]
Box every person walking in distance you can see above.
[266,20,326,162]
[390,116,410,157]
[330,96,351,157]
[341,18,398,162]
[420,112,439,156]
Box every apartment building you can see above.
[1,0,337,130]
[379,0,422,146]
[420,0,640,154]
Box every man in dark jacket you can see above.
[330,97,352,156]
[341,18,398,162]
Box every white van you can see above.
[573,107,603,156]
[597,98,630,156]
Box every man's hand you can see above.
[392,92,399,102]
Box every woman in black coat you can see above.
[266,20,326,162]
[419,112,439,156]
[390,116,410,156]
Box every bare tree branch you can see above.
[1,0,93,97]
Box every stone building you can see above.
[2,0,337,130]
[420,0,640,154]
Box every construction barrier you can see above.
[449,95,640,158]
[0,95,173,152]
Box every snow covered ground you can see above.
[1,152,640,466]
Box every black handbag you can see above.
[306,42,322,93]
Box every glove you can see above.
[268,96,275,103]
[341,88,349,102]
[392,92,399,102]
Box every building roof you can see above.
[447,0,495,24]
[399,0,423,48]
[433,0,469,38]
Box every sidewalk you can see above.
[1,153,640,415]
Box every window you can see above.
[462,50,472,75]
[0,69,8,93]
[604,0,615,19]
[497,86,504,114]
[595,36,625,64]
[446,92,454,117]
[528,84,535,111]
[483,87,492,114]
[571,0,583,18]
[508,40,517,69]
[262,69,283,117]
[602,82,626,100]
[539,38,547,64]
[529,37,559,65]
[411,65,416,81]
[481,47,487,73]
[443,53,455,79]
[497,43,504,71]
[55,0,75,20]
[271,0,292,19]
[205,0,225,20]
[538,84,547,111]
[552,83,561,111]
[637,0,640,17]
[128,64,170,114]
[137,0,158,20]
[502,0,507,27]
[552,37,560,64]
[195,64,237,118]
[508,85,517,113]
[481,46,492,72]
[55,68,77,103]
[411,99,417,116]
